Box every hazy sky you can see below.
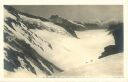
[12,5,123,23]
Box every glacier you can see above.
[4,5,123,77]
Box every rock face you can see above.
[98,22,123,59]
[49,15,86,38]
[4,6,74,75]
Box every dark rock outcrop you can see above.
[98,22,123,59]
[49,15,86,38]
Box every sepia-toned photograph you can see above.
[4,5,123,77]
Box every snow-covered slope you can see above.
[4,6,71,76]
[4,6,123,77]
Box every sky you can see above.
[12,5,123,23]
